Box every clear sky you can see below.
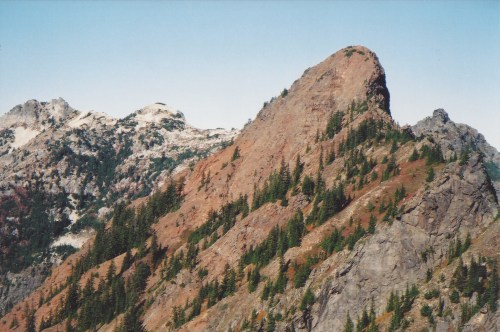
[1,1,499,148]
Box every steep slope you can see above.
[1,45,499,332]
[142,45,393,331]
[0,99,237,315]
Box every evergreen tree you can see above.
[326,111,344,139]
[231,146,241,161]
[64,280,80,316]
[24,306,36,332]
[409,148,419,162]
[172,306,186,328]
[386,291,396,312]
[368,215,376,234]
[426,167,435,182]
[106,260,116,285]
[344,312,354,332]
[319,146,324,171]
[65,318,75,332]
[449,289,460,303]
[300,288,315,311]
[292,154,304,186]
[301,175,315,197]
[274,257,288,293]
[388,295,402,331]
[488,263,498,311]
[120,305,146,332]
[248,268,260,293]
[121,248,133,273]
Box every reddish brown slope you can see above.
[141,46,393,330]
[1,45,395,331]
[152,45,390,250]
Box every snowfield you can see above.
[11,126,40,149]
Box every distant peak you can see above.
[432,108,449,123]
[1,98,75,129]
[130,103,185,125]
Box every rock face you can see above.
[412,108,500,199]
[463,307,500,332]
[411,108,497,161]
[1,46,499,332]
[0,99,237,315]
[309,153,498,331]
[0,264,50,316]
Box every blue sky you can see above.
[1,1,499,148]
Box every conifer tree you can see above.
[65,318,75,332]
[426,167,435,182]
[292,154,304,186]
[106,260,116,285]
[344,312,354,332]
[300,288,315,311]
[231,146,241,161]
[301,175,315,197]
[368,215,376,234]
[319,147,324,171]
[488,263,498,311]
[24,305,36,332]
[121,305,146,332]
[409,148,419,162]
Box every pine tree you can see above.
[274,257,287,293]
[344,312,354,332]
[319,146,324,171]
[426,167,435,182]
[488,263,499,312]
[248,268,260,293]
[292,154,304,186]
[232,146,241,161]
[409,148,419,162]
[368,215,376,234]
[122,248,133,273]
[65,280,80,316]
[24,305,36,332]
[172,305,186,328]
[386,291,396,312]
[301,175,315,197]
[65,317,75,332]
[122,305,146,332]
[300,288,315,310]
[106,260,116,285]
[389,294,402,331]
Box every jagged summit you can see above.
[0,98,75,129]
[412,108,499,161]
[432,108,450,123]
[412,108,500,199]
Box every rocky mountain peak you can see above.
[232,46,393,196]
[412,108,500,199]
[432,108,450,123]
[0,98,75,130]
[412,108,499,160]
[130,102,185,124]
[285,45,390,115]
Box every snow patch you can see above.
[51,229,94,249]
[10,126,40,149]
[67,111,116,128]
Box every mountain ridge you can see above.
[1,45,499,332]
[0,98,238,316]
